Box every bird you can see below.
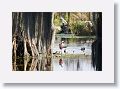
[59,41,67,50]
[80,47,85,55]
[81,47,85,52]
[59,41,67,57]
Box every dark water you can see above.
[52,36,95,71]
[14,36,95,71]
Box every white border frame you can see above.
[0,0,114,83]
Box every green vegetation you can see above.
[53,12,95,36]
[53,54,91,59]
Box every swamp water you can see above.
[52,35,95,71]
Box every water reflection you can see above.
[52,36,95,71]
[53,57,94,71]
[15,36,95,71]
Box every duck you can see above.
[81,47,85,52]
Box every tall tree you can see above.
[91,12,102,71]
[12,12,53,71]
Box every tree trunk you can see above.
[91,12,102,71]
[68,12,70,26]
[12,12,53,71]
[12,37,17,71]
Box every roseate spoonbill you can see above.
[59,41,67,50]
[59,41,67,56]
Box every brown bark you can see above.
[12,37,17,71]
[12,12,53,71]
